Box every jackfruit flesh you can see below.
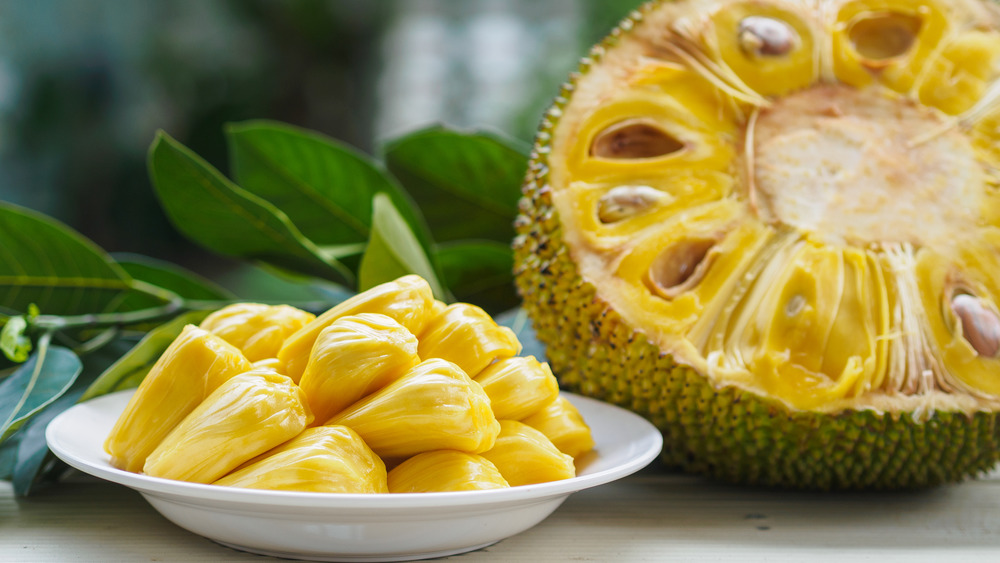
[480,420,576,487]
[328,358,500,458]
[418,303,522,377]
[387,450,509,493]
[513,0,1000,488]
[200,303,315,362]
[474,356,560,420]
[278,275,434,382]
[104,325,253,473]
[214,426,387,493]
[299,313,420,423]
[522,396,595,459]
[143,369,313,483]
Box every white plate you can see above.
[46,390,662,562]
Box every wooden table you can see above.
[5,462,1000,562]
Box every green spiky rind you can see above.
[512,4,1000,489]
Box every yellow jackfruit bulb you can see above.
[474,356,560,420]
[214,426,387,493]
[299,313,420,422]
[480,420,576,487]
[522,396,595,459]
[200,303,315,362]
[418,303,521,377]
[104,325,253,473]
[387,451,509,493]
[278,275,434,382]
[328,358,500,458]
[252,358,284,371]
[143,369,313,484]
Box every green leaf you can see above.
[495,307,547,362]
[0,202,132,316]
[227,120,431,250]
[359,194,445,299]
[149,131,353,286]
[1,316,30,362]
[433,241,517,315]
[110,253,234,311]
[0,339,82,443]
[383,126,528,244]
[80,310,210,402]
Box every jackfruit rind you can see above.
[387,450,509,493]
[480,420,576,487]
[522,396,595,459]
[104,325,253,473]
[214,425,388,493]
[143,369,313,483]
[513,0,1000,489]
[328,358,500,458]
[418,303,522,377]
[299,313,420,423]
[278,275,433,382]
[474,356,560,420]
[200,303,315,362]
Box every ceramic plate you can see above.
[46,389,662,562]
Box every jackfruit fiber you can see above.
[299,313,420,422]
[215,426,387,493]
[104,325,253,473]
[328,358,500,458]
[143,369,313,483]
[387,450,509,493]
[513,0,1000,488]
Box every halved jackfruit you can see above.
[214,425,387,493]
[104,325,253,473]
[143,369,312,483]
[387,450,509,493]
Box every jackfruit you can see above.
[480,420,576,487]
[143,369,312,483]
[513,0,1000,488]
[104,325,253,473]
[200,303,315,362]
[299,313,420,422]
[327,358,500,458]
[474,356,560,420]
[214,426,387,493]
[387,451,509,493]
[278,275,434,382]
[522,396,595,459]
[418,303,521,377]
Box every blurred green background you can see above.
[0,0,636,299]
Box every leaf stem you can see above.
[33,280,183,331]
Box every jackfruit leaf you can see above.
[0,432,18,480]
[495,307,547,362]
[149,131,353,286]
[359,193,446,299]
[433,241,517,315]
[110,253,234,311]
[0,202,133,316]
[11,337,132,496]
[79,310,211,402]
[0,342,81,444]
[1,316,30,362]
[383,126,528,244]
[227,120,432,251]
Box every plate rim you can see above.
[46,389,663,511]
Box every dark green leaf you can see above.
[383,126,528,244]
[227,120,431,250]
[148,131,353,286]
[0,431,19,479]
[359,194,445,298]
[0,202,132,316]
[0,341,82,443]
[434,241,517,315]
[110,253,234,311]
[1,316,30,362]
[80,310,210,402]
[495,307,547,362]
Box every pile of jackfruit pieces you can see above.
[104,275,594,494]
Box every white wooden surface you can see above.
[4,463,1000,562]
